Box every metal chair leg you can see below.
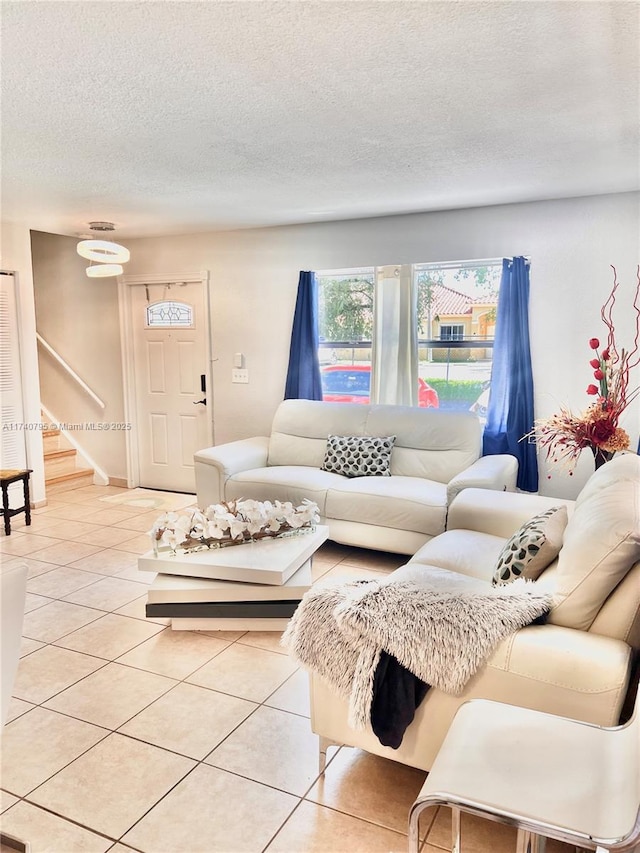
[318,735,332,775]
[451,807,461,853]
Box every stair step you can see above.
[43,448,76,460]
[42,428,60,438]
[45,468,95,494]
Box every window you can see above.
[146,301,193,328]
[439,324,464,341]
[317,260,502,420]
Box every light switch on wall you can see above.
[234,353,244,368]
[232,368,249,383]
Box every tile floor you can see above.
[0,485,575,853]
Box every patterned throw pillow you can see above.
[492,505,569,586]
[321,435,396,478]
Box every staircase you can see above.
[43,424,95,494]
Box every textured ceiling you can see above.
[2,1,639,237]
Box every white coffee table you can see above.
[138,525,329,630]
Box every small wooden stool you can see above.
[0,469,33,536]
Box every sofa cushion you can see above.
[410,529,508,582]
[321,434,396,478]
[492,506,568,586]
[326,475,448,537]
[266,400,481,485]
[549,453,640,631]
[224,466,341,515]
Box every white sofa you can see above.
[310,452,640,771]
[195,400,518,555]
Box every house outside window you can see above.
[317,260,501,419]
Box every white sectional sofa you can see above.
[194,399,518,555]
[310,452,640,771]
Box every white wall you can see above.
[0,222,46,504]
[30,192,640,498]
[126,191,640,498]
[30,231,127,480]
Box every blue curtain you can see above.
[284,271,323,401]
[483,257,538,492]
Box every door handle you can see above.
[193,399,206,405]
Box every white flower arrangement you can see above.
[149,498,320,556]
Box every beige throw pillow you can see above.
[492,506,568,586]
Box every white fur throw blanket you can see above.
[281,567,553,730]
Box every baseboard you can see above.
[108,477,128,488]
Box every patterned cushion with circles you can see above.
[492,505,568,586]
[321,435,396,478]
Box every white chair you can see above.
[1,562,30,853]
[408,684,640,853]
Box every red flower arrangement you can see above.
[524,266,640,473]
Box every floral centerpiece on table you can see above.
[524,266,640,474]
[149,498,320,556]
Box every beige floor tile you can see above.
[38,502,116,521]
[115,565,155,584]
[7,514,62,534]
[0,801,113,853]
[191,628,247,641]
[26,565,104,598]
[186,641,298,702]
[108,846,138,852]
[123,763,297,853]
[13,644,106,704]
[80,507,144,525]
[54,613,165,660]
[67,547,139,575]
[19,637,45,658]
[72,526,145,548]
[111,533,154,554]
[120,681,256,759]
[0,533,62,557]
[427,807,521,853]
[1,555,58,578]
[30,733,195,839]
[44,661,177,729]
[63,576,149,610]
[306,748,427,833]
[113,511,161,532]
[265,668,311,717]
[0,791,18,814]
[238,630,287,655]
[206,705,320,796]
[26,540,104,566]
[32,519,104,541]
[313,564,391,586]
[311,559,336,581]
[115,594,170,625]
[117,627,229,679]
[316,542,357,563]
[1,707,107,796]
[338,549,407,572]
[22,599,104,642]
[5,696,35,723]
[24,592,53,613]
[265,800,408,853]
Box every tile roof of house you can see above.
[429,283,498,317]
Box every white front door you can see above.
[130,281,211,492]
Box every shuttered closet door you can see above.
[0,272,27,507]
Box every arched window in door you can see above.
[146,301,193,328]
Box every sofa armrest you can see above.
[194,437,269,506]
[490,623,631,708]
[448,487,575,538]
[446,454,518,506]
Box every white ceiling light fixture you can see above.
[77,221,130,278]
[86,263,124,278]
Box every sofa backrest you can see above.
[267,400,482,484]
[547,453,640,633]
